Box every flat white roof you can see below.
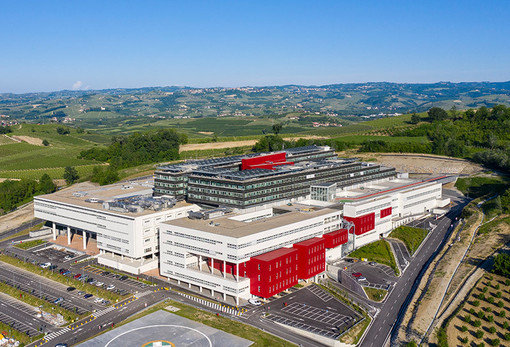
[36,181,193,217]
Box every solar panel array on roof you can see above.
[285,145,325,154]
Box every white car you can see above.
[106,284,115,290]
[248,298,262,306]
[40,262,51,269]
[95,281,104,287]
[94,297,104,303]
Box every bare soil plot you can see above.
[0,203,35,234]
[11,135,44,146]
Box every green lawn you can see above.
[350,240,399,275]
[364,287,387,302]
[389,226,428,255]
[14,239,47,250]
[455,176,509,199]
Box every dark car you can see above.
[101,271,110,276]
[84,293,93,299]
[66,287,76,292]
[86,278,94,283]
[59,268,68,274]
[119,275,128,281]
[49,265,58,270]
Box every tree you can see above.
[492,253,510,277]
[272,123,283,135]
[410,113,420,124]
[76,127,85,134]
[428,107,448,121]
[42,139,49,146]
[63,166,79,185]
[38,174,56,194]
[56,126,70,135]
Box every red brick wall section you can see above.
[293,237,326,279]
[323,229,349,248]
[380,207,392,218]
[343,212,375,235]
[248,248,299,298]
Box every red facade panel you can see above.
[248,248,299,298]
[241,152,292,170]
[380,207,392,218]
[323,229,348,248]
[293,237,326,279]
[343,212,375,235]
[206,259,247,277]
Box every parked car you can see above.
[86,278,94,283]
[66,287,76,292]
[102,300,110,305]
[55,343,68,347]
[369,261,376,266]
[119,275,128,281]
[94,297,104,303]
[77,291,85,296]
[357,276,367,282]
[84,293,93,299]
[54,297,64,304]
[352,272,362,278]
[59,268,68,274]
[64,254,74,261]
[40,262,51,269]
[62,270,72,276]
[74,274,81,279]
[95,281,104,287]
[248,298,262,306]
[80,274,88,281]
[49,265,58,270]
[106,284,115,290]
[101,271,110,276]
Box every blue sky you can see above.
[1,1,509,93]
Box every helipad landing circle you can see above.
[104,325,213,347]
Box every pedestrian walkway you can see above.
[44,327,71,341]
[92,306,116,318]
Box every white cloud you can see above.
[72,81,83,90]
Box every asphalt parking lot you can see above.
[263,284,362,339]
[0,293,50,337]
[0,261,103,313]
[336,260,397,290]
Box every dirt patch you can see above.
[12,135,45,146]
[398,210,483,343]
[0,203,35,234]
[445,273,510,347]
[197,131,214,135]
[361,153,484,175]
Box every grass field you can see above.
[389,226,428,255]
[364,287,387,302]
[14,239,47,250]
[0,134,17,144]
[455,176,509,199]
[349,240,399,275]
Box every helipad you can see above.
[77,310,252,347]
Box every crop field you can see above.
[0,124,106,179]
[333,135,428,144]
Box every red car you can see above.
[74,274,81,279]
[352,272,362,278]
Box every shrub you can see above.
[488,297,495,304]
[486,307,492,313]
[473,319,482,327]
[483,287,489,293]
[504,332,510,341]
[489,326,496,334]
[474,300,481,307]
[496,291,502,298]
[478,343,485,347]
[487,315,494,323]
[470,308,476,315]
[478,310,485,319]
[479,293,485,300]
[497,300,504,308]
[460,336,468,344]
[499,310,505,317]
[505,279,510,286]
[495,284,500,290]
[504,321,509,329]
[461,325,468,332]
[476,330,484,338]
[437,327,448,347]
[490,338,500,346]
